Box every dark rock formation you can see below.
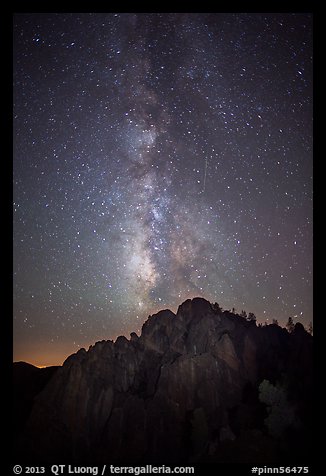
[15,298,313,464]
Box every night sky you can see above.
[13,12,313,367]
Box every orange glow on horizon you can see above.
[13,340,87,368]
[13,326,144,368]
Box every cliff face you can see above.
[16,298,313,464]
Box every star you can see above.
[13,12,312,367]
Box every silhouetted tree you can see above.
[307,321,313,335]
[259,380,298,438]
[286,317,295,333]
[240,310,247,319]
[247,312,257,322]
[212,302,222,313]
[272,319,279,326]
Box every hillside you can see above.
[14,298,313,464]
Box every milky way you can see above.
[13,13,313,366]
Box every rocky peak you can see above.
[16,297,313,465]
[176,297,214,323]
